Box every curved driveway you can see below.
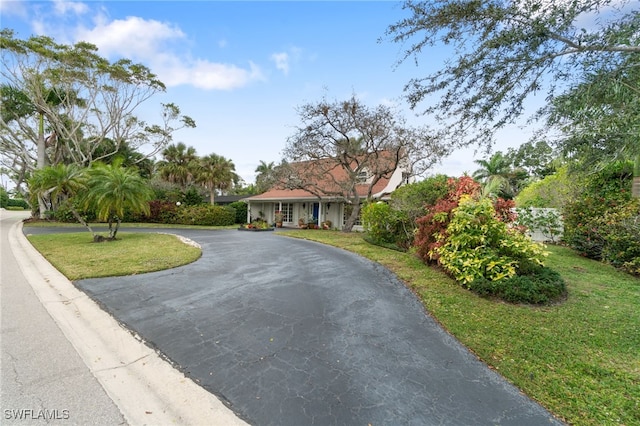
[29,227,562,425]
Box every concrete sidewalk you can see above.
[0,210,247,426]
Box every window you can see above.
[276,203,293,222]
[356,170,369,183]
[343,203,362,226]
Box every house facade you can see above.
[243,162,411,231]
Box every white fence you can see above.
[514,207,564,243]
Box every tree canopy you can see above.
[0,29,195,197]
[385,0,639,150]
[282,95,447,231]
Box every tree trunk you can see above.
[111,217,121,239]
[70,208,96,237]
[37,114,47,219]
[633,155,640,198]
[210,189,215,205]
[342,203,361,233]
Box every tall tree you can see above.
[254,160,276,193]
[473,152,528,199]
[0,30,195,206]
[543,55,640,197]
[195,154,238,204]
[384,0,639,150]
[282,95,446,232]
[156,143,199,189]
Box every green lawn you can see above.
[25,224,639,425]
[284,230,639,426]
[27,232,201,280]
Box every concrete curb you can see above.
[12,222,248,426]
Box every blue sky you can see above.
[1,0,538,184]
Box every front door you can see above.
[312,203,319,224]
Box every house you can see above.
[243,153,412,230]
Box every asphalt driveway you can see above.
[29,227,562,425]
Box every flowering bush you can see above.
[435,196,548,285]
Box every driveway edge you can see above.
[12,222,248,426]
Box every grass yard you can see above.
[284,230,640,426]
[27,232,201,280]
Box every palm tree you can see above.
[473,152,527,199]
[254,160,275,193]
[196,154,238,204]
[156,142,199,189]
[82,162,153,240]
[28,163,94,232]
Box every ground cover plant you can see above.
[285,229,640,426]
[26,232,201,280]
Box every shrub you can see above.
[597,199,640,275]
[414,176,487,263]
[51,202,96,223]
[435,196,547,285]
[7,198,30,210]
[174,204,235,226]
[0,187,9,208]
[362,202,412,250]
[515,166,573,208]
[228,201,248,224]
[390,174,450,222]
[469,266,566,304]
[144,200,179,223]
[563,161,635,267]
[182,187,205,206]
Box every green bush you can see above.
[362,201,412,250]
[515,166,573,208]
[228,201,248,224]
[7,198,30,209]
[174,204,235,226]
[562,161,636,272]
[469,266,566,304]
[182,187,204,206]
[51,203,97,223]
[597,199,640,275]
[0,187,9,208]
[436,196,548,285]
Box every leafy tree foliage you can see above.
[195,154,239,204]
[254,160,277,193]
[562,161,639,274]
[282,94,447,232]
[472,151,528,199]
[81,162,153,240]
[156,143,199,189]
[1,30,195,202]
[515,165,574,208]
[28,163,95,229]
[385,0,639,150]
[542,53,640,196]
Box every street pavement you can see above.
[19,223,564,426]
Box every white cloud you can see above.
[164,60,265,90]
[75,16,186,59]
[270,46,303,75]
[271,52,290,75]
[53,0,89,16]
[74,15,264,90]
[0,0,28,18]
